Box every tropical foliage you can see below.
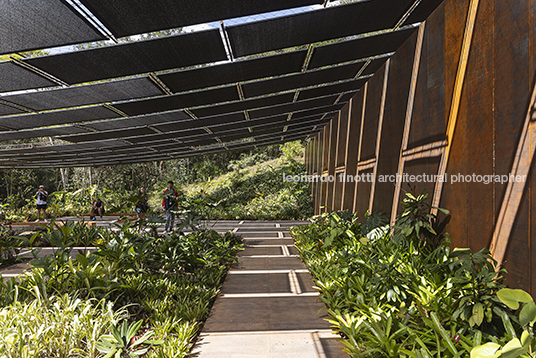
[291,192,530,357]
[0,219,243,357]
[182,143,313,220]
[0,141,312,222]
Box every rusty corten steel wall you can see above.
[304,0,536,293]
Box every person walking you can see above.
[35,185,48,222]
[162,181,178,233]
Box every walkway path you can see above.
[1,219,348,357]
[193,220,347,358]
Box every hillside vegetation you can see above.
[182,145,313,220]
[0,141,313,222]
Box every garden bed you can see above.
[0,219,243,356]
[291,193,536,357]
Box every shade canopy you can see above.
[0,0,444,168]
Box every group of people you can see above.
[32,181,181,232]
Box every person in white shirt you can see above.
[35,185,48,222]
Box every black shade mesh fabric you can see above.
[248,94,338,119]
[0,62,57,93]
[251,114,325,132]
[252,132,311,146]
[361,57,389,76]
[59,127,157,142]
[210,114,288,133]
[289,116,328,128]
[289,113,326,124]
[25,30,227,85]
[114,85,239,116]
[220,125,309,142]
[191,93,295,118]
[227,0,414,57]
[2,77,163,111]
[404,0,445,25]
[290,104,343,120]
[0,106,120,130]
[0,104,26,117]
[339,91,359,103]
[103,146,157,156]
[85,110,191,131]
[254,126,314,140]
[152,122,198,133]
[184,138,218,147]
[297,78,367,101]
[127,139,176,149]
[149,142,188,152]
[79,0,323,38]
[64,139,129,150]
[153,112,245,132]
[209,122,252,133]
[126,128,208,144]
[241,62,363,98]
[0,126,90,141]
[218,130,255,142]
[0,140,128,159]
[308,27,417,68]
[255,116,326,133]
[197,112,247,127]
[0,0,105,55]
[158,50,307,93]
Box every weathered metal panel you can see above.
[356,168,374,216]
[456,0,494,253]
[403,157,442,206]
[304,0,536,293]
[493,0,532,289]
[336,106,349,168]
[506,192,531,290]
[360,67,385,162]
[372,31,417,216]
[407,1,450,151]
[437,0,469,249]
[530,0,536,298]
[344,92,365,211]
[333,105,349,210]
[325,115,339,211]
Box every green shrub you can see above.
[292,193,509,357]
[0,294,126,357]
[0,220,243,357]
[183,155,313,220]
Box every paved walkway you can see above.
[1,219,348,357]
[193,221,347,358]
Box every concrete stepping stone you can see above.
[193,221,348,358]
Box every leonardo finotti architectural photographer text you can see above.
[283,173,526,185]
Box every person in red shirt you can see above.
[162,180,179,233]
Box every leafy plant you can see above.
[292,192,508,357]
[0,294,127,357]
[96,320,163,357]
[393,191,449,248]
[471,288,536,358]
[0,226,27,267]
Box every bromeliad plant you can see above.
[0,293,127,357]
[292,192,510,357]
[96,320,163,357]
[0,216,243,357]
